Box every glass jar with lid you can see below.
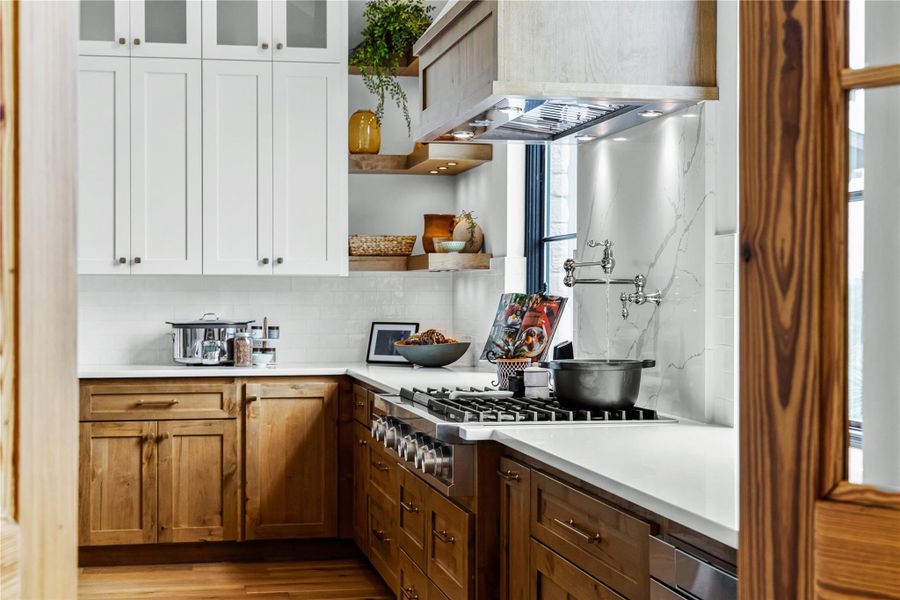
[233,332,252,367]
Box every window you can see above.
[525,144,578,344]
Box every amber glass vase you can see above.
[348,110,381,154]
[422,214,456,253]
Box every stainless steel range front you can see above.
[370,386,675,497]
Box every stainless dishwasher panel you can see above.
[649,536,737,600]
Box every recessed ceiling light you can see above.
[447,162,458,166]
[451,130,475,140]
[639,110,664,118]
[575,135,596,142]
[438,166,448,170]
[429,170,439,174]
[497,106,523,116]
[612,137,628,142]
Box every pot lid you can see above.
[166,313,254,328]
[539,359,655,370]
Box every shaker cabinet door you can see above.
[130,58,202,274]
[202,0,273,60]
[157,420,239,543]
[272,62,347,275]
[499,457,532,600]
[129,0,201,58]
[79,421,158,546]
[244,380,339,539]
[272,0,345,63]
[79,0,131,56]
[353,422,370,553]
[77,56,132,274]
[202,60,274,275]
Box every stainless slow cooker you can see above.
[540,359,656,409]
[167,313,254,366]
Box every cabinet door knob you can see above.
[261,42,269,49]
[261,257,270,265]
[118,257,127,264]
[133,38,141,45]
[275,257,284,265]
[133,257,142,264]
[143,433,154,443]
[118,37,126,45]
[358,439,367,446]
[158,432,170,442]
[276,42,284,50]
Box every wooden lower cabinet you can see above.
[352,422,370,551]
[426,486,473,600]
[157,420,238,543]
[398,466,429,568]
[531,539,626,600]
[400,549,431,600]
[244,380,339,539]
[499,457,531,600]
[368,490,399,593]
[79,421,158,546]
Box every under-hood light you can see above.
[497,105,523,116]
[639,109,664,118]
[612,137,628,142]
[575,134,596,142]
[469,119,493,127]
[451,130,475,141]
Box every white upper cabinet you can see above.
[77,56,131,274]
[130,0,202,58]
[202,61,274,275]
[130,59,203,274]
[272,0,345,63]
[79,0,130,56]
[273,62,347,275]
[202,0,273,60]
[79,0,201,58]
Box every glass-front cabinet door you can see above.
[202,0,273,60]
[130,0,201,58]
[79,0,130,56]
[273,0,345,63]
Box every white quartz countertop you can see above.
[77,362,499,395]
[482,422,738,548]
[78,362,737,548]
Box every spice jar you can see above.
[233,332,252,367]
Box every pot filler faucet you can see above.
[563,239,663,319]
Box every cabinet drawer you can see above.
[369,442,399,503]
[426,489,472,600]
[531,471,650,600]
[368,491,398,592]
[400,549,431,600]
[80,380,237,420]
[531,539,626,600]
[398,466,429,569]
[352,384,370,425]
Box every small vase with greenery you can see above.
[350,0,433,137]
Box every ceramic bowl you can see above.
[393,342,471,367]
[432,237,450,253]
[438,240,466,253]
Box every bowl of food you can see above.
[394,329,470,367]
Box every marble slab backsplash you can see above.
[575,104,713,422]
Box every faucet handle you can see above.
[563,258,576,287]
[587,239,613,249]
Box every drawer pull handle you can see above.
[433,529,455,544]
[400,501,420,513]
[358,439,368,447]
[372,461,390,472]
[137,399,179,407]
[355,400,366,408]
[372,529,391,543]
[401,586,419,599]
[553,517,602,544]
[497,469,520,481]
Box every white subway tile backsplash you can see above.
[78,272,457,366]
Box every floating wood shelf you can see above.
[349,56,420,77]
[349,253,492,272]
[349,143,492,176]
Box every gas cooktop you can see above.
[397,386,673,425]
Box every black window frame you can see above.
[524,144,577,294]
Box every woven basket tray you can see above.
[349,235,417,257]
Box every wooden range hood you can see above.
[412,0,718,143]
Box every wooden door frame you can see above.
[739,2,900,598]
[1,2,79,597]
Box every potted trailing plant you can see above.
[350,0,433,137]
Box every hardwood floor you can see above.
[78,559,394,599]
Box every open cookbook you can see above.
[480,293,568,362]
